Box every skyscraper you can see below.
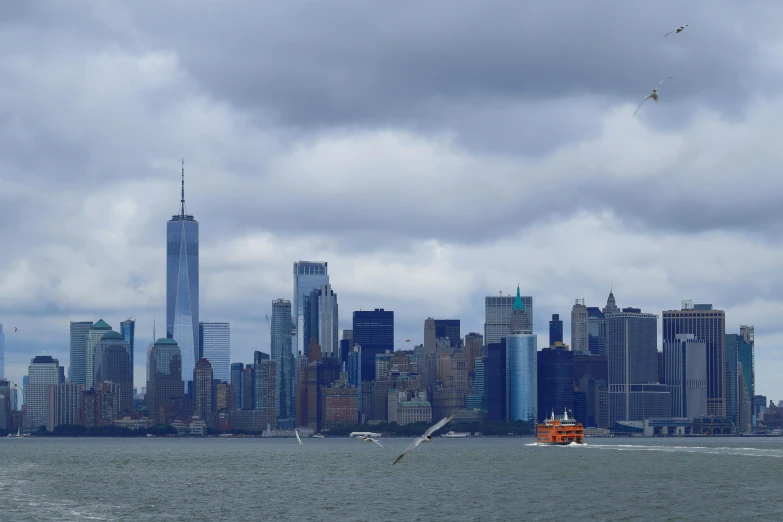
[230,362,244,411]
[271,299,293,423]
[484,292,533,345]
[739,325,755,429]
[607,307,670,425]
[549,314,563,345]
[311,284,338,358]
[353,309,394,382]
[193,358,214,420]
[26,355,63,431]
[86,320,111,389]
[0,323,4,379]
[94,331,133,413]
[293,261,329,358]
[602,289,619,315]
[199,322,230,383]
[254,355,277,429]
[167,162,199,389]
[571,299,588,354]
[464,332,483,377]
[485,340,507,423]
[434,320,461,348]
[537,344,574,422]
[662,302,726,417]
[663,334,707,419]
[145,338,184,425]
[506,333,537,425]
[587,307,606,356]
[120,318,135,385]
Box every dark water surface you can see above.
[0,436,780,521]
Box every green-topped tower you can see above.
[510,285,530,334]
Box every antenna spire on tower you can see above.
[180,158,186,217]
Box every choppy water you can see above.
[0,436,780,521]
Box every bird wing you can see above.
[425,414,455,437]
[372,439,384,448]
[295,430,302,444]
[393,437,424,465]
[663,28,675,37]
[633,95,652,117]
[655,77,673,90]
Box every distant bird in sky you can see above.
[633,77,673,117]
[663,24,688,37]
[393,414,454,465]
[295,429,303,445]
[359,436,383,447]
[14,327,18,332]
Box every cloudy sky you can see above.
[2,0,783,399]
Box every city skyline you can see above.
[3,1,783,403]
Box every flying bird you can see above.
[663,24,688,37]
[360,436,383,447]
[295,429,303,445]
[14,327,18,333]
[393,414,454,465]
[633,77,673,117]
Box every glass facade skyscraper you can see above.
[352,308,394,382]
[293,261,329,358]
[271,299,293,424]
[537,345,573,421]
[549,314,563,345]
[199,322,230,383]
[587,307,606,356]
[120,319,135,385]
[484,294,533,345]
[167,165,199,388]
[0,323,4,379]
[506,333,537,425]
[145,338,184,425]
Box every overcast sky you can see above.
[2,0,783,399]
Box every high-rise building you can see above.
[199,322,230,383]
[739,325,755,429]
[242,364,255,410]
[0,323,5,379]
[663,334,707,419]
[145,338,185,425]
[506,333,537,425]
[26,355,63,431]
[0,380,10,430]
[47,383,84,431]
[607,307,670,425]
[485,340,507,423]
[549,314,563,345]
[662,302,726,417]
[193,358,214,421]
[434,320,461,348]
[587,307,606,356]
[602,289,619,315]
[571,299,589,354]
[339,330,353,365]
[230,362,244,411]
[484,293,533,345]
[293,261,329,358]
[464,333,483,377]
[306,284,338,358]
[167,163,199,389]
[94,331,133,413]
[353,309,394,382]
[537,344,574,422]
[254,355,277,429]
[120,318,135,385]
[86,320,111,389]
[271,299,293,423]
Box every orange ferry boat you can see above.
[537,409,584,445]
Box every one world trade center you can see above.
[167,161,199,392]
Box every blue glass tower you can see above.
[506,333,537,425]
[120,318,135,388]
[167,161,199,390]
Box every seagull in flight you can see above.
[663,24,688,37]
[14,327,18,332]
[359,436,383,447]
[633,77,672,117]
[393,414,454,465]
[295,429,303,445]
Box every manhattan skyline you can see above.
[2,1,783,401]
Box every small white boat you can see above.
[311,433,325,438]
[440,430,470,438]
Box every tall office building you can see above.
[167,163,199,389]
[739,325,755,428]
[193,358,214,420]
[47,383,84,431]
[145,338,184,425]
[537,344,574,421]
[607,307,670,425]
[602,289,620,315]
[230,362,244,411]
[0,380,9,430]
[254,355,277,429]
[571,299,589,354]
[485,340,507,422]
[549,314,563,345]
[353,309,394,382]
[464,333,483,377]
[199,322,230,383]
[587,307,606,355]
[26,355,63,431]
[86,320,111,389]
[507,332,537,424]
[94,331,133,413]
[293,261,329,358]
[484,291,533,345]
[339,330,353,365]
[120,318,135,385]
[306,284,338,358]
[0,323,4,379]
[271,299,293,423]
[434,320,461,348]
[663,334,707,419]
[662,302,726,417]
